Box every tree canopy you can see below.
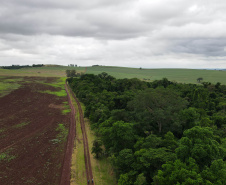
[68,73,226,184]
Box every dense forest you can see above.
[67,73,226,185]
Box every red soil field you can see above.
[0,77,70,185]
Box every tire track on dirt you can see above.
[60,83,76,185]
[66,83,94,185]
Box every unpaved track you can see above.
[60,83,76,185]
[66,83,94,185]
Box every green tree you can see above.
[70,69,76,77]
[110,121,135,153]
[141,134,162,149]
[153,158,203,185]
[66,69,71,77]
[197,77,203,83]
[176,126,222,169]
[91,139,103,158]
[201,159,226,184]
[134,173,147,185]
[99,119,113,152]
[153,158,226,185]
[161,131,178,152]
[114,149,135,175]
[129,88,187,134]
[180,107,200,130]
[118,173,133,185]
[135,148,176,181]
[66,69,76,77]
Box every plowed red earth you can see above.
[0,77,70,185]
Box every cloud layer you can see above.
[1,0,226,68]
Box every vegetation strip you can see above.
[67,83,94,185]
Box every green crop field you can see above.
[1,65,226,85]
[0,66,86,77]
[86,66,226,84]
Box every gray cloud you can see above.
[0,0,226,68]
[170,39,226,56]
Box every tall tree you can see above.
[110,121,135,153]
[128,88,188,134]
[176,126,222,169]
[153,158,203,185]
[197,77,203,83]
[91,139,103,158]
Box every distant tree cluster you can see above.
[66,69,83,77]
[1,64,44,69]
[68,64,77,67]
[32,64,44,67]
[68,73,226,185]
[66,69,76,77]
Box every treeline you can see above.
[67,73,226,185]
[1,64,44,69]
[66,69,83,77]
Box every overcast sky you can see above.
[1,0,226,68]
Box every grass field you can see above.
[1,65,226,85]
[0,66,86,77]
[86,66,226,85]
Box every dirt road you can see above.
[65,82,94,185]
[60,83,76,185]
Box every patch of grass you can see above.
[50,123,68,145]
[39,77,67,97]
[62,101,71,115]
[13,121,30,128]
[70,90,87,185]
[42,77,66,89]
[0,152,16,162]
[0,77,21,97]
[0,128,6,133]
[40,89,67,97]
[62,109,71,115]
[55,123,68,143]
